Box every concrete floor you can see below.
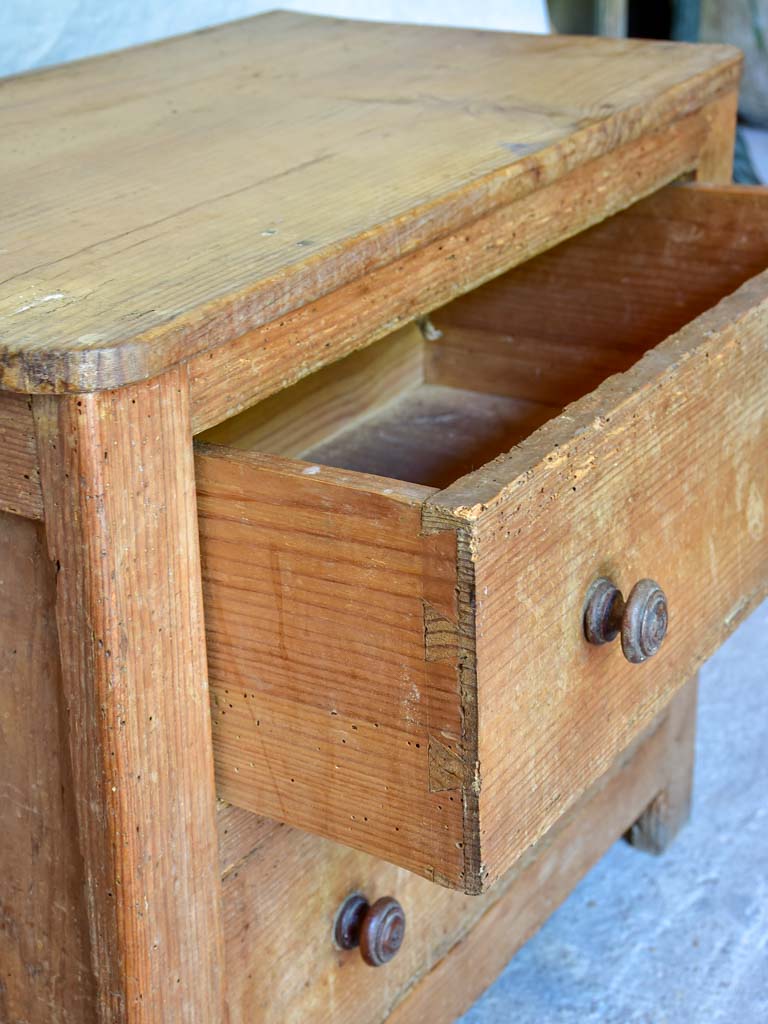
[459,598,768,1024]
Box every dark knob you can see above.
[584,577,668,664]
[333,893,406,967]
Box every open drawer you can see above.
[196,184,768,893]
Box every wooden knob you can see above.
[584,577,668,664]
[334,893,406,967]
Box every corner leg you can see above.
[33,367,224,1022]
[625,673,698,855]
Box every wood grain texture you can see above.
[188,98,730,433]
[0,11,739,395]
[694,89,738,182]
[32,369,224,1022]
[430,183,768,408]
[425,264,768,890]
[0,511,96,1023]
[388,686,699,1024]
[302,384,554,489]
[221,682,697,1024]
[199,185,768,893]
[217,802,284,879]
[0,391,43,518]
[195,446,468,887]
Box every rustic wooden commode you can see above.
[1,12,766,1023]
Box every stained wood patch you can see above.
[0,392,43,519]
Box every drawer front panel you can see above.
[427,268,768,889]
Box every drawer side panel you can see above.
[197,448,472,886]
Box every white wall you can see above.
[0,1,549,78]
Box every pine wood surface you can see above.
[32,369,224,1022]
[0,12,739,395]
[0,511,97,1023]
[388,679,699,1024]
[424,263,768,889]
[220,680,698,1024]
[195,446,467,887]
[194,184,768,892]
[430,182,768,408]
[188,93,734,434]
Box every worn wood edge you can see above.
[386,680,698,1023]
[0,77,739,397]
[0,433,436,521]
[31,368,225,1021]
[194,441,437,506]
[452,528,482,893]
[424,265,768,525]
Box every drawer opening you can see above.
[201,184,768,488]
[200,318,559,488]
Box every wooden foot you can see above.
[625,674,698,855]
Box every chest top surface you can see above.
[0,11,738,394]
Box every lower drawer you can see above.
[198,183,768,893]
[219,687,694,1024]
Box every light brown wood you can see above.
[428,180,768,407]
[303,384,554,490]
[426,263,768,890]
[388,689,699,1024]
[217,802,284,879]
[198,184,768,892]
[201,319,551,486]
[188,97,732,434]
[0,391,43,519]
[0,511,96,1023]
[32,368,224,1022]
[200,322,425,455]
[0,12,739,396]
[221,680,698,1024]
[196,448,467,887]
[626,672,698,854]
[429,183,768,408]
[694,89,739,182]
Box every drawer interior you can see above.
[202,183,768,484]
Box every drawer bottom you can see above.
[219,678,697,1024]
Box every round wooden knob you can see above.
[584,577,668,664]
[360,897,406,967]
[333,893,406,967]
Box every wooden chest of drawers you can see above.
[1,12,765,1023]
